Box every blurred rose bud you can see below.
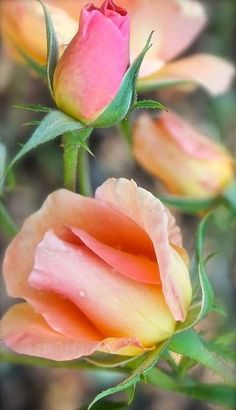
[133,111,234,199]
[53,0,130,124]
[0,178,191,361]
[1,0,79,64]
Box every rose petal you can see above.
[122,0,206,76]
[29,230,175,347]
[96,178,192,321]
[139,54,235,95]
[0,303,100,360]
[0,303,151,359]
[71,227,161,285]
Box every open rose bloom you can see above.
[0,179,191,361]
[1,0,234,95]
[133,112,234,199]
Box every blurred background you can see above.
[0,0,235,409]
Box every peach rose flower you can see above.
[0,178,191,361]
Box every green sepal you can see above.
[176,214,214,333]
[132,99,166,111]
[6,110,87,172]
[87,340,168,410]
[37,0,59,97]
[84,353,137,369]
[90,32,154,128]
[169,329,235,384]
[158,194,218,213]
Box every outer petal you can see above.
[95,178,192,321]
[0,303,149,358]
[29,230,175,347]
[139,54,235,95]
[0,303,100,360]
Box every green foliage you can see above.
[148,368,236,409]
[91,33,154,128]
[38,0,59,97]
[6,110,87,172]
[169,329,235,384]
[87,341,168,410]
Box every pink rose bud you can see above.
[53,0,130,124]
[133,111,234,199]
[0,178,191,361]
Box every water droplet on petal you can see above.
[78,289,86,298]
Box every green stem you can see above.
[63,132,79,192]
[0,201,18,238]
[63,128,93,193]
[78,146,92,197]
[119,117,132,148]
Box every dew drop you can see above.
[78,289,86,298]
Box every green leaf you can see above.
[158,194,217,213]
[88,340,168,410]
[169,329,235,384]
[13,104,51,113]
[0,202,18,238]
[221,179,236,215]
[7,110,85,171]
[91,32,153,128]
[38,0,59,97]
[132,99,166,111]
